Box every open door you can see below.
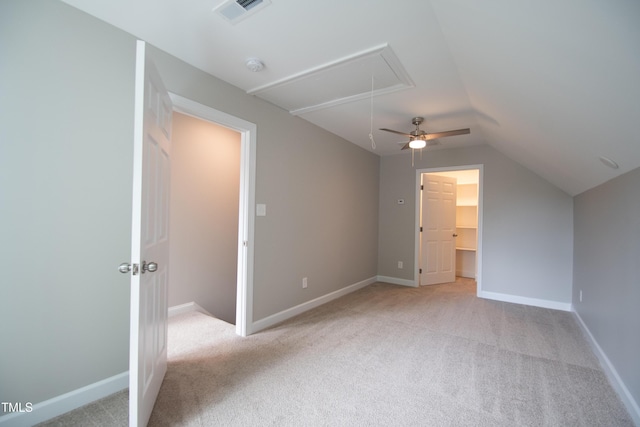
[129,40,172,427]
[420,174,457,285]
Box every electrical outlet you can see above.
[397,261,403,269]
[302,277,308,289]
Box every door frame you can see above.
[414,164,483,295]
[170,93,256,337]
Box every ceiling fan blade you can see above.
[380,128,412,137]
[400,142,410,150]
[425,128,470,140]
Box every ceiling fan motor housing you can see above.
[412,117,426,137]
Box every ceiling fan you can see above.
[380,117,470,150]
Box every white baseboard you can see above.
[168,301,213,318]
[376,275,417,287]
[456,270,475,279]
[573,309,640,426]
[478,290,572,311]
[252,276,377,333]
[0,372,128,427]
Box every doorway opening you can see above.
[169,111,240,324]
[415,165,483,294]
[170,94,256,337]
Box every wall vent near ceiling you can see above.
[213,0,271,24]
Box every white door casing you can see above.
[420,174,457,285]
[129,40,172,427]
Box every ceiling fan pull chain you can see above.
[369,75,376,150]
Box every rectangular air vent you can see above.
[213,0,271,24]
[237,0,263,10]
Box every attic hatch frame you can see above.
[247,43,414,116]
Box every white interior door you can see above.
[420,174,457,285]
[129,40,172,427]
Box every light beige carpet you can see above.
[38,279,634,426]
[150,279,632,426]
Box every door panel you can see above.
[420,174,456,285]
[129,40,172,427]
[425,241,438,273]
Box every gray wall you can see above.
[148,47,381,321]
[379,146,574,303]
[0,0,136,406]
[0,0,379,409]
[169,112,240,324]
[573,166,640,407]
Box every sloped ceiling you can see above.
[60,0,640,195]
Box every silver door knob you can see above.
[119,263,132,274]
[142,261,158,273]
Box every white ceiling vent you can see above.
[213,0,271,24]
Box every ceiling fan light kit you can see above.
[409,138,427,149]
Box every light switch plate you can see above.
[257,204,267,216]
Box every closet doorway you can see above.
[416,165,483,293]
[170,94,256,336]
[169,111,240,324]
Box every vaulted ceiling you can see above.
[61,0,640,195]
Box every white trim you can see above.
[415,165,484,291]
[129,40,149,426]
[573,310,640,425]
[376,275,417,287]
[479,290,572,311]
[168,302,213,318]
[0,372,128,427]
[251,276,377,333]
[169,93,257,337]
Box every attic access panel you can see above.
[247,44,414,115]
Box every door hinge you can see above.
[419,268,422,274]
[420,226,423,232]
[421,185,424,190]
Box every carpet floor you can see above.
[38,279,634,426]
